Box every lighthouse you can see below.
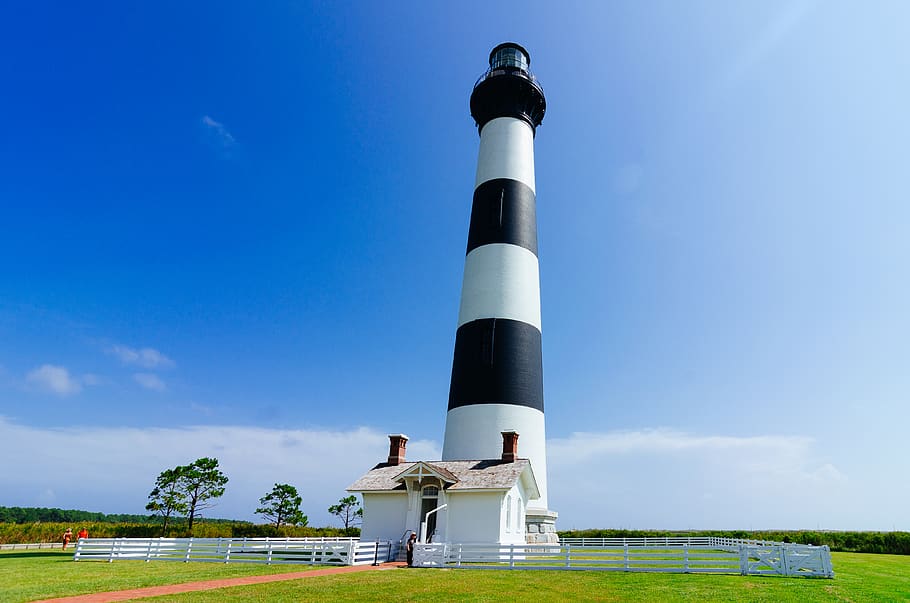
[442,42,557,537]
[348,43,555,545]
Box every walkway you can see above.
[33,561,407,602]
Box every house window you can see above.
[506,495,512,531]
[422,486,439,497]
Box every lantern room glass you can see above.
[491,46,529,71]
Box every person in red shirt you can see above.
[77,528,88,541]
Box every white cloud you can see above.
[134,373,167,392]
[109,345,175,369]
[81,374,107,386]
[0,418,438,527]
[201,115,236,147]
[711,0,819,98]
[0,419,897,531]
[188,402,216,416]
[548,428,857,530]
[25,365,82,396]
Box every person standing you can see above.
[77,527,88,541]
[406,532,417,567]
[62,528,73,550]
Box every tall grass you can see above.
[0,522,359,544]
[558,528,910,555]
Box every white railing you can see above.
[73,537,399,566]
[559,536,780,549]
[413,537,833,578]
[0,542,65,550]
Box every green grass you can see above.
[3,550,909,602]
[0,550,322,602]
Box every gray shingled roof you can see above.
[347,459,533,493]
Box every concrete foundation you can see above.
[525,509,559,544]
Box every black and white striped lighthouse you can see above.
[443,43,556,533]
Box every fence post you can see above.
[145,539,153,562]
[225,540,232,564]
[683,544,689,573]
[456,543,463,567]
[267,539,273,565]
[624,544,629,571]
[184,538,193,563]
[509,544,515,569]
[779,545,790,576]
[373,540,380,566]
[739,546,749,576]
[565,544,571,568]
[822,545,834,578]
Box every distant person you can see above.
[78,528,88,540]
[62,528,73,550]
[406,532,417,567]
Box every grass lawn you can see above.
[0,550,322,602]
[2,550,908,602]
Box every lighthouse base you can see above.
[525,508,559,544]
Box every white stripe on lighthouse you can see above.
[442,403,549,509]
[475,117,536,193]
[457,244,542,330]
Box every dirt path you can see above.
[32,562,408,602]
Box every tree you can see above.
[255,483,307,527]
[146,467,188,535]
[176,457,229,531]
[328,495,362,529]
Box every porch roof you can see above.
[347,458,537,497]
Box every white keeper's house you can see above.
[347,432,543,544]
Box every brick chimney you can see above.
[387,434,408,466]
[501,431,519,462]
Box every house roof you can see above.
[347,459,537,497]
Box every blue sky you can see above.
[2,1,908,530]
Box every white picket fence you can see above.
[74,537,400,566]
[69,535,833,577]
[0,542,65,550]
[413,537,834,578]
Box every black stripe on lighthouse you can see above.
[470,72,546,133]
[466,178,538,256]
[448,317,543,412]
